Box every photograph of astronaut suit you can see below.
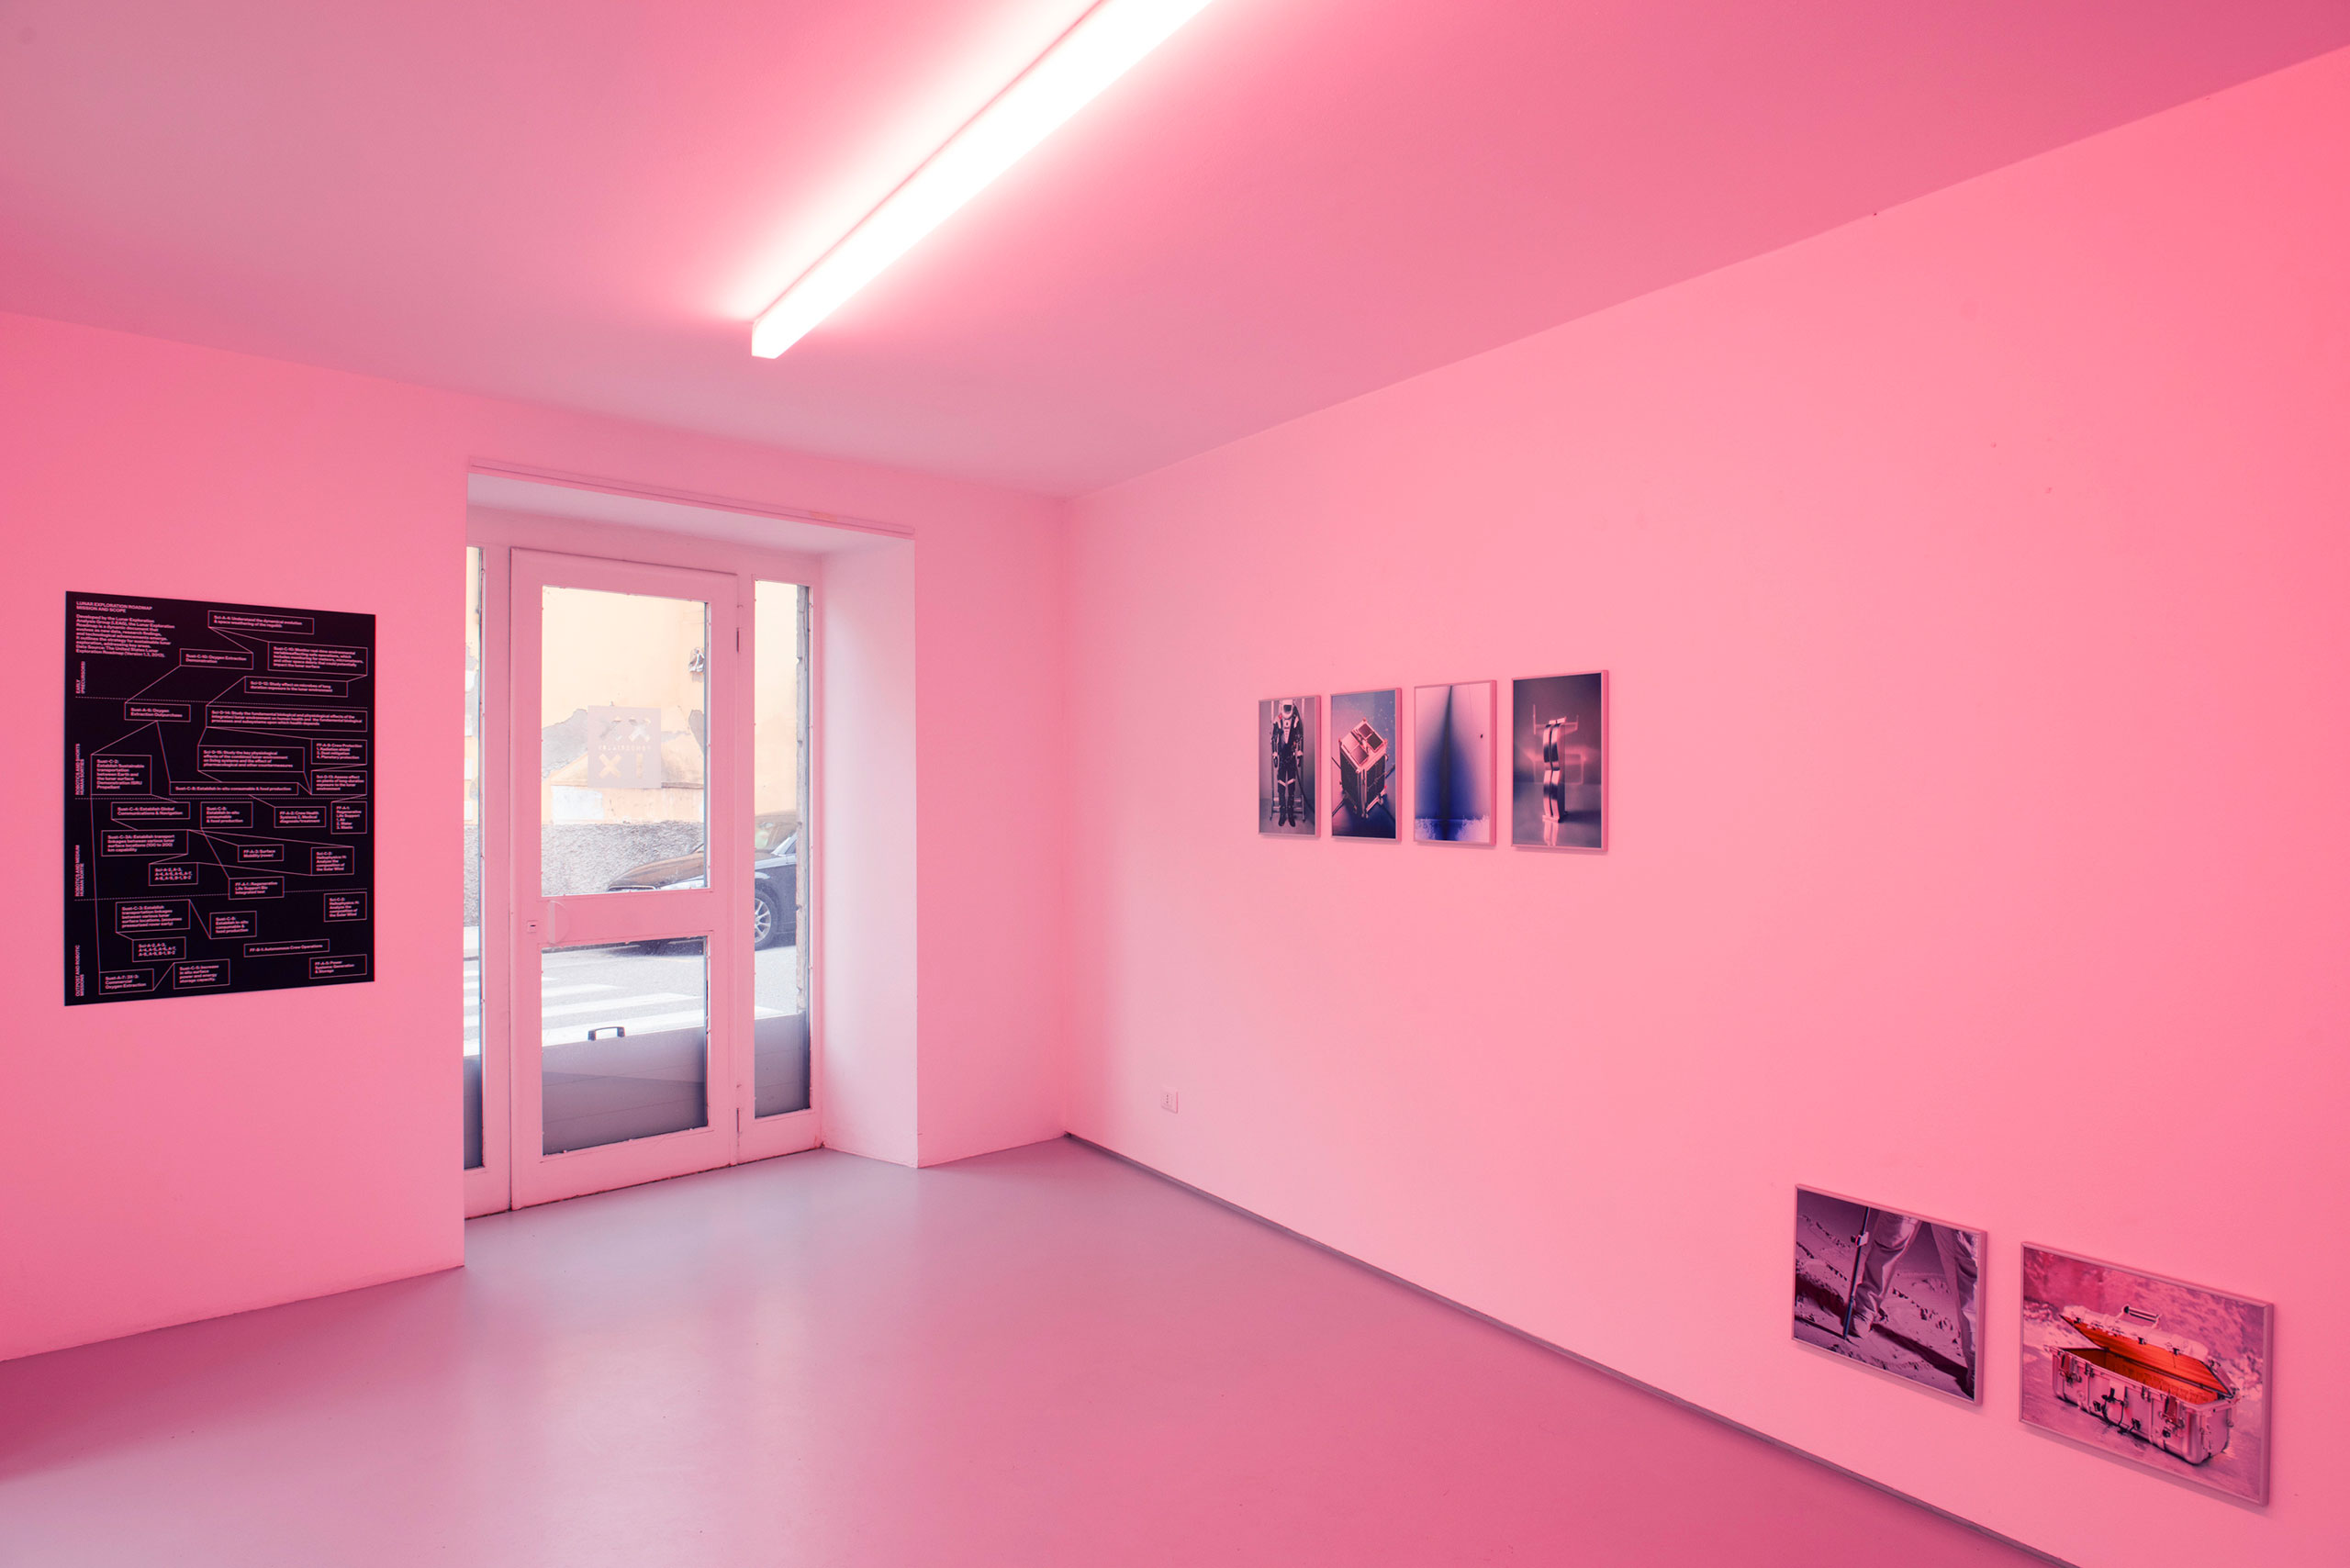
[1258,695,1320,836]
[1794,1187,1984,1403]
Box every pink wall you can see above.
[821,537,920,1167]
[1067,48,2350,1568]
[0,310,1069,1361]
[916,516,1071,1165]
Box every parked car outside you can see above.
[604,812,798,948]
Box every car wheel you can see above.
[753,885,783,950]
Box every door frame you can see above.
[510,548,740,1208]
[464,509,824,1217]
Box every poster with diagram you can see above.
[64,592,375,1004]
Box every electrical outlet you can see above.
[1158,1088,1181,1114]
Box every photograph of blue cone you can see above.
[1413,681,1492,844]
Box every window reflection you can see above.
[541,939,710,1155]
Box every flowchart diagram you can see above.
[65,592,375,1004]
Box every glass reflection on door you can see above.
[463,545,485,1170]
[541,940,710,1154]
[752,581,810,1117]
[538,586,709,901]
[535,579,716,1158]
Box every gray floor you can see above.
[0,1139,2059,1566]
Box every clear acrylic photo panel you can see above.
[1510,671,1605,850]
[1330,688,1400,840]
[2018,1244,2273,1505]
[1412,680,1494,844]
[1793,1185,1985,1406]
[1259,694,1320,836]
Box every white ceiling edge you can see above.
[465,468,909,555]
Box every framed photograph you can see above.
[1794,1187,1983,1403]
[1511,672,1605,849]
[2020,1245,2272,1504]
[1329,689,1399,840]
[1412,681,1493,844]
[1258,695,1319,836]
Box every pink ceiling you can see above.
[3,2,2344,496]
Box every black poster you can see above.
[65,592,375,1004]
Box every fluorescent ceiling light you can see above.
[751,0,1218,359]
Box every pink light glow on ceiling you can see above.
[752,0,1223,359]
[2,1,2345,495]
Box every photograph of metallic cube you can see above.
[1412,681,1493,844]
[1510,672,1604,849]
[1793,1187,1983,1404]
[1329,689,1398,840]
[1258,695,1319,836]
[2020,1245,2271,1504]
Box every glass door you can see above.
[507,550,743,1206]
[738,578,815,1158]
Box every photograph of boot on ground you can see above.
[1794,1187,1984,1404]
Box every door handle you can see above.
[544,901,572,946]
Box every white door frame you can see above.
[464,510,823,1217]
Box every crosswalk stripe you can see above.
[462,983,611,1000]
[537,991,693,1020]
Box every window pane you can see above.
[541,939,709,1154]
[752,581,809,1117]
[538,586,709,900]
[463,546,484,1170]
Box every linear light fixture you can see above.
[751,0,1219,358]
